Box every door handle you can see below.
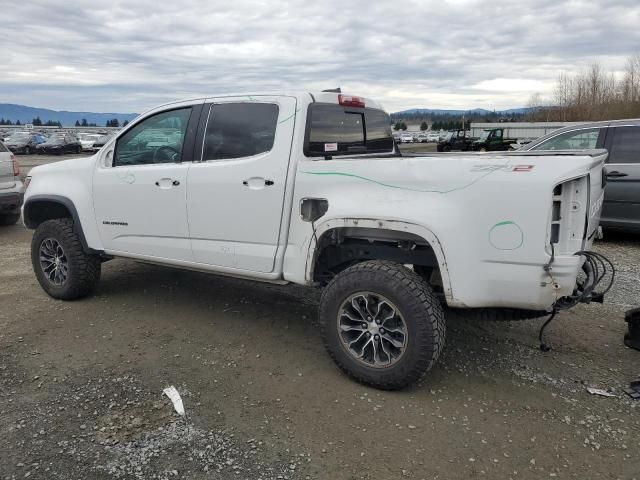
[242,178,274,189]
[155,178,180,188]
[606,171,628,178]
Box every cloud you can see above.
[1,0,639,112]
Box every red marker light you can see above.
[338,94,365,108]
[11,154,20,177]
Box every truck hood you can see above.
[29,155,97,177]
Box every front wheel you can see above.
[319,261,445,390]
[24,146,31,155]
[31,218,101,300]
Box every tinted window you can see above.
[203,103,279,160]
[608,126,640,164]
[114,108,191,166]
[533,128,601,150]
[306,104,394,156]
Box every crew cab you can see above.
[22,92,611,389]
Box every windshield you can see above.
[478,130,490,141]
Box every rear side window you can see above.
[532,128,601,150]
[305,104,394,156]
[608,126,640,164]
[203,103,279,161]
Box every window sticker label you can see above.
[324,143,338,152]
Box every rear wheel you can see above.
[24,146,31,155]
[0,213,20,226]
[320,261,445,390]
[31,218,101,300]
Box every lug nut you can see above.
[362,323,367,328]
[374,334,379,340]
[379,328,385,334]
[375,319,381,324]
[366,332,371,337]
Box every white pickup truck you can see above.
[23,92,612,389]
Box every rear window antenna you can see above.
[322,88,342,93]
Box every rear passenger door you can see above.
[186,96,297,273]
[602,126,640,231]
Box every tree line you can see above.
[527,53,640,122]
[0,117,129,127]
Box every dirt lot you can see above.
[1,154,639,479]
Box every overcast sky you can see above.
[2,0,639,114]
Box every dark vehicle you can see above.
[436,130,472,152]
[470,128,517,151]
[36,133,82,155]
[90,133,114,151]
[522,119,640,233]
[4,132,47,154]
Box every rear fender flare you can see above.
[306,217,453,302]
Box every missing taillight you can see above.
[552,201,562,221]
[553,184,563,196]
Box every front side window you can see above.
[305,104,394,156]
[533,128,601,151]
[608,126,640,164]
[203,103,279,161]
[114,107,191,166]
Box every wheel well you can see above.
[312,227,440,285]
[23,200,73,229]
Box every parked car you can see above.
[90,133,114,151]
[77,133,102,151]
[426,132,440,142]
[22,91,610,390]
[399,133,414,143]
[36,133,83,155]
[436,130,472,151]
[521,119,640,233]
[416,133,429,143]
[0,142,24,225]
[4,131,47,154]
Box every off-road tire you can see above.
[31,218,101,300]
[0,213,20,226]
[320,260,446,390]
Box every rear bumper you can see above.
[0,191,24,213]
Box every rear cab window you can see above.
[304,104,394,157]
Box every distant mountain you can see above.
[0,103,138,127]
[393,107,532,116]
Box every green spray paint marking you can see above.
[488,220,524,250]
[278,108,301,124]
[301,168,505,194]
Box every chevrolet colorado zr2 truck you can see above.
[22,92,612,389]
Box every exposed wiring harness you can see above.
[538,249,616,351]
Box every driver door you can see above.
[93,105,200,261]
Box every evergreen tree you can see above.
[75,120,81,126]
[420,121,428,131]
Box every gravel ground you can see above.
[1,153,639,479]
